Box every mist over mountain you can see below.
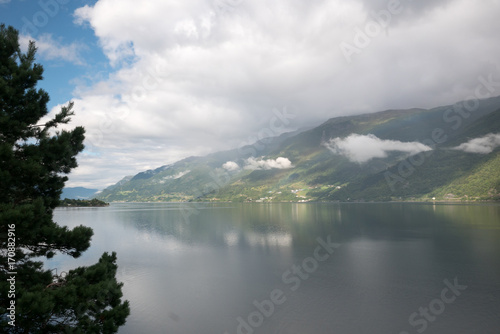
[96,96,500,202]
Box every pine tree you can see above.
[0,24,129,333]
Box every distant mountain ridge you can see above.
[95,96,500,202]
[62,187,99,200]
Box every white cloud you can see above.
[167,170,190,180]
[158,170,191,183]
[0,0,11,4]
[452,133,500,154]
[244,157,293,170]
[324,134,433,163]
[56,0,500,188]
[19,34,87,65]
[222,161,240,172]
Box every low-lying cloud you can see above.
[222,161,240,172]
[244,157,293,170]
[324,134,433,163]
[223,158,293,171]
[452,133,500,154]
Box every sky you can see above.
[1,0,500,189]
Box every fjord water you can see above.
[50,203,500,334]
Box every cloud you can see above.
[452,133,500,154]
[55,0,500,188]
[0,0,11,4]
[19,34,87,65]
[324,134,432,163]
[165,170,191,180]
[244,157,293,170]
[357,0,455,19]
[222,161,240,172]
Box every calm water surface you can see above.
[49,202,500,334]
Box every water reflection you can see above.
[49,202,500,334]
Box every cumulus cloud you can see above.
[19,34,87,65]
[452,133,500,154]
[222,161,240,172]
[324,134,433,163]
[244,157,293,170]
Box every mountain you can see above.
[61,187,99,200]
[95,96,500,202]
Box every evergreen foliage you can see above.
[59,198,109,207]
[0,25,129,333]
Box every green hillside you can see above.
[430,152,500,200]
[96,96,500,202]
